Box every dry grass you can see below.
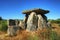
[51,23,60,35]
[0,30,38,40]
[0,29,50,40]
[0,23,60,40]
[0,29,51,40]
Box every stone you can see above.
[7,26,17,36]
[47,21,52,29]
[23,14,29,29]
[22,8,49,31]
[37,14,47,30]
[9,19,16,26]
[7,19,18,36]
[26,12,38,31]
[19,21,25,30]
[22,8,49,14]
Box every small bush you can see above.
[0,20,8,31]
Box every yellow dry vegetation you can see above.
[0,23,60,40]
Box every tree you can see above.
[0,17,2,20]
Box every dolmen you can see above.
[22,8,49,31]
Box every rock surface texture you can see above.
[37,14,47,30]
[22,8,49,31]
[7,19,18,36]
[27,12,38,31]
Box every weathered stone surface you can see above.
[47,21,52,29]
[7,19,18,36]
[19,21,25,29]
[22,8,49,14]
[26,12,38,31]
[7,26,17,36]
[37,14,47,30]
[23,14,29,29]
[22,8,49,31]
[8,19,16,26]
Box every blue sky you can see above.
[0,0,60,19]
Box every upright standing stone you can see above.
[26,12,38,31]
[7,19,17,36]
[23,14,29,29]
[37,14,47,30]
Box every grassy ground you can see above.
[0,21,60,40]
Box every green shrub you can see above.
[0,20,8,31]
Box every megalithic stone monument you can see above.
[7,19,18,36]
[22,8,49,31]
